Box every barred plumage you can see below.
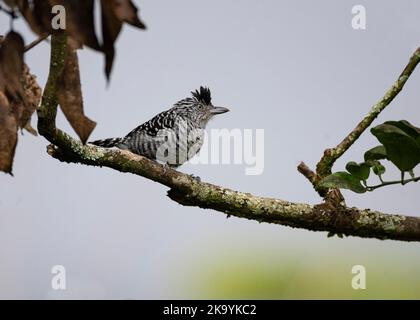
[91,137,124,148]
[90,87,229,167]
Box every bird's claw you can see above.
[189,174,201,182]
[162,163,169,174]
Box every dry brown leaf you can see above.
[2,0,18,9]
[0,31,25,174]
[17,0,146,80]
[0,31,39,132]
[48,0,101,50]
[0,91,18,174]
[0,31,22,174]
[17,0,52,36]
[100,0,123,80]
[100,0,145,79]
[18,0,100,49]
[0,31,26,103]
[56,45,96,144]
[113,0,146,29]
[0,30,40,173]
[20,63,41,133]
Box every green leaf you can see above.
[319,172,367,193]
[372,161,386,176]
[364,145,387,161]
[371,123,420,172]
[345,161,370,181]
[384,120,420,147]
[384,120,420,140]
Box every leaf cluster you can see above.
[320,120,420,193]
[0,0,146,174]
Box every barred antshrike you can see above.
[90,87,229,167]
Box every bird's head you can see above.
[175,86,229,127]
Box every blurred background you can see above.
[1,0,420,299]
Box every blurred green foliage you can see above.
[181,249,420,299]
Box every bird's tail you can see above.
[90,137,125,148]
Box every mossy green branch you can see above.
[37,31,67,141]
[37,30,420,243]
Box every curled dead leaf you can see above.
[113,0,146,29]
[0,30,40,174]
[20,63,41,134]
[100,0,146,79]
[48,0,101,50]
[0,31,26,174]
[16,0,52,36]
[56,45,96,144]
[0,91,18,174]
[17,0,146,80]
[0,31,26,103]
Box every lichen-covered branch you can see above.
[315,47,420,180]
[36,32,420,243]
[46,142,420,242]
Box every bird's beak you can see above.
[211,106,230,115]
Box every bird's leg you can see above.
[162,163,169,174]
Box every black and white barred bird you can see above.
[90,86,229,167]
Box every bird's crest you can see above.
[191,86,212,105]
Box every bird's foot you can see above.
[161,163,180,174]
[188,174,201,182]
[162,163,169,174]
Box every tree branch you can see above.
[36,32,420,243]
[37,31,67,141]
[315,47,420,179]
[46,142,420,242]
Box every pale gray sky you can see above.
[1,0,420,298]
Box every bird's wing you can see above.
[125,109,177,138]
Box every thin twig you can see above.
[24,34,50,52]
[0,4,18,19]
[0,3,18,30]
[367,176,420,191]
